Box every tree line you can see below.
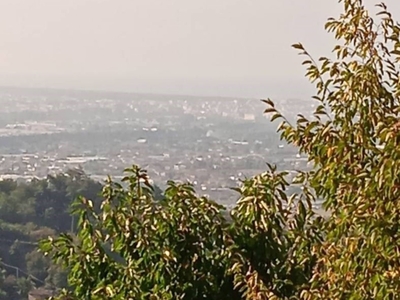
[0,170,102,299]
[0,170,163,299]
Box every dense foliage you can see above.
[0,171,164,300]
[287,1,400,297]
[40,165,323,300]
[0,171,103,299]
[271,0,400,297]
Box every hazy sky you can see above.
[0,0,399,98]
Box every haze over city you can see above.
[0,0,356,98]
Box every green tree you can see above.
[45,264,68,290]
[153,184,164,201]
[16,277,33,299]
[264,0,400,298]
[25,250,49,282]
[229,166,322,299]
[40,166,237,299]
[1,275,19,300]
[0,170,105,297]
[0,180,17,195]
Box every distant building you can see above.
[243,114,255,121]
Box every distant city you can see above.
[0,86,317,208]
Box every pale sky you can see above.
[0,0,399,98]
